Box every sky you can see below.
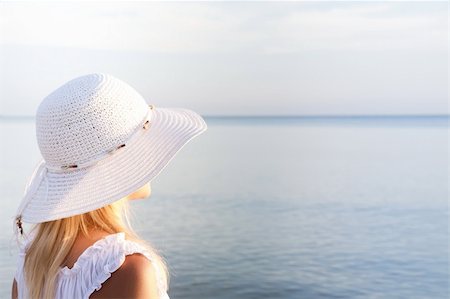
[0,1,448,116]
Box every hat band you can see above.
[45,104,155,173]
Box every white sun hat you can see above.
[13,73,207,233]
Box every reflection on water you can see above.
[0,116,448,299]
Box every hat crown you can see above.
[36,73,149,169]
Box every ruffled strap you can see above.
[58,232,167,299]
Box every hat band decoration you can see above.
[46,104,155,173]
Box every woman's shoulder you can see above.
[89,252,160,299]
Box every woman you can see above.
[11,73,208,299]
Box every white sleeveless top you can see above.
[14,232,170,299]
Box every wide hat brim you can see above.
[17,107,207,223]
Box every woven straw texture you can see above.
[16,73,207,224]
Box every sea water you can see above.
[0,116,448,299]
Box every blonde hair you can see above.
[20,197,169,299]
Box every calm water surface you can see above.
[0,116,448,299]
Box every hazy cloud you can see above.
[0,2,446,53]
[0,1,447,116]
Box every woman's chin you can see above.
[127,183,151,200]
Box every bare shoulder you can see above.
[89,253,160,299]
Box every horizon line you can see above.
[0,113,449,120]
